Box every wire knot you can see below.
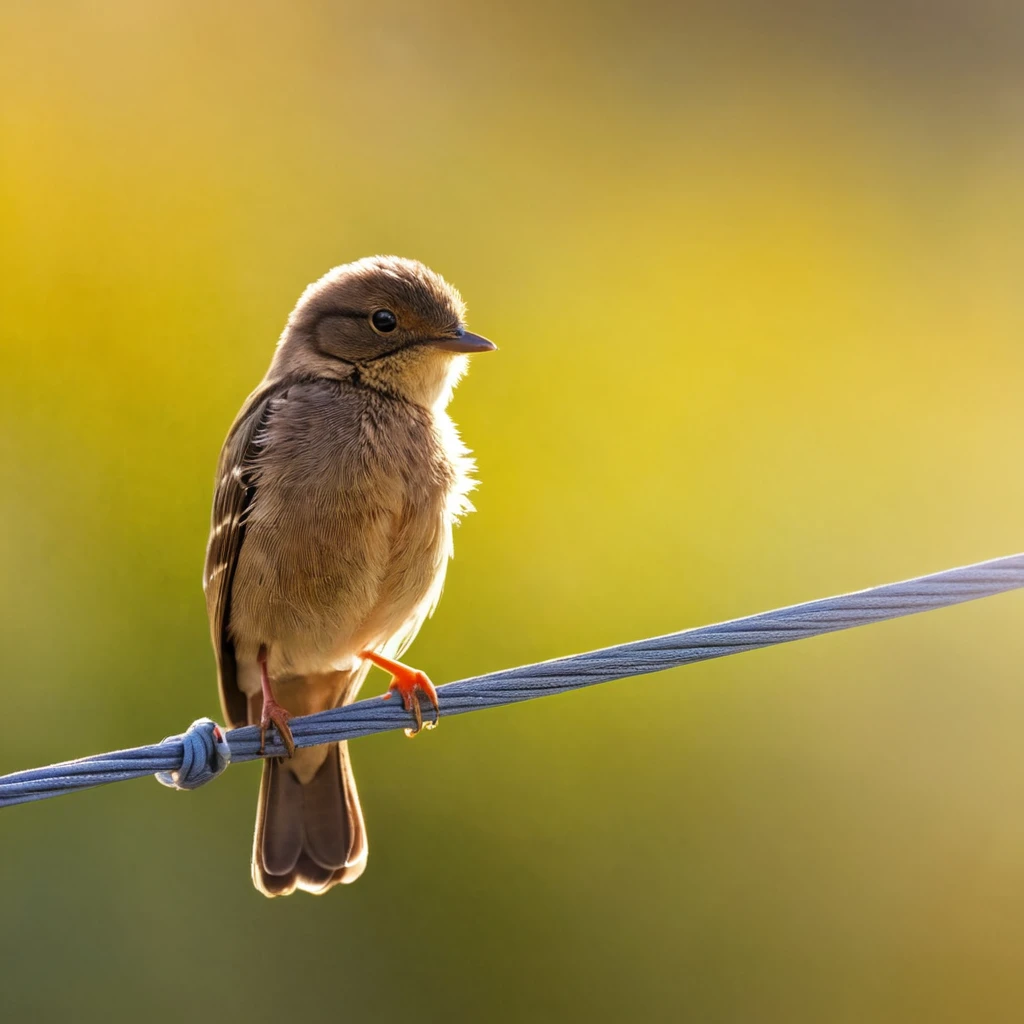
[155,718,232,791]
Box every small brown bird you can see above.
[203,256,494,896]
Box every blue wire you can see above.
[2,552,1021,808]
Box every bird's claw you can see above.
[259,698,295,757]
[361,650,439,737]
[383,670,439,737]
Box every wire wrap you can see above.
[154,718,232,790]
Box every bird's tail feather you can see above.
[253,741,367,897]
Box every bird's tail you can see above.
[252,741,367,897]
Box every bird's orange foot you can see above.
[259,697,295,758]
[361,650,439,737]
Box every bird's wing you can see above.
[203,376,295,728]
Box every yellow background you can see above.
[1,2,1022,1021]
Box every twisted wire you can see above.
[2,552,1021,808]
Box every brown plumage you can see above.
[203,255,494,896]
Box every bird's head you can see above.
[272,255,495,408]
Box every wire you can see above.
[1,552,1021,808]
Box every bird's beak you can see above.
[426,330,497,354]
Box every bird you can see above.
[202,255,495,896]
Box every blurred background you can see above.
[1,1,1023,1021]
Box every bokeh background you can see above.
[2,2,1023,1021]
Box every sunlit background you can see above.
[2,1,1023,1020]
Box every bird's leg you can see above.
[258,645,295,757]
[361,650,439,737]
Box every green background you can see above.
[2,2,1023,1021]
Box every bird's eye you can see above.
[371,309,398,333]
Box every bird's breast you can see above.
[228,381,465,675]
